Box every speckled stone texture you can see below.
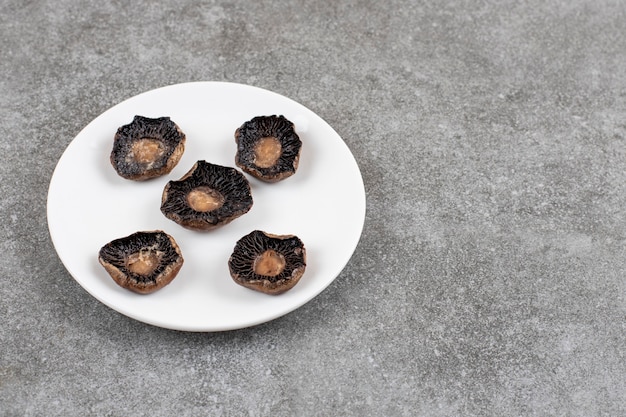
[1,0,625,416]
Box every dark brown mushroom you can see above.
[110,115,186,180]
[228,230,306,295]
[98,230,184,294]
[234,115,302,182]
[161,160,253,231]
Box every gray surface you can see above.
[1,0,625,415]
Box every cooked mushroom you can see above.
[228,230,306,295]
[98,230,184,294]
[235,115,302,182]
[110,115,186,180]
[161,160,253,231]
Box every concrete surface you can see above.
[1,0,625,416]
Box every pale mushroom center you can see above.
[253,250,286,277]
[127,250,160,276]
[132,138,165,164]
[187,186,225,212]
[254,137,282,168]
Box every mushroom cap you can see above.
[161,160,253,231]
[98,230,184,294]
[110,115,186,181]
[228,230,306,295]
[235,115,302,182]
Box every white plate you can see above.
[47,81,366,331]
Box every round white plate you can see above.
[47,81,366,332]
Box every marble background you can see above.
[1,0,625,415]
